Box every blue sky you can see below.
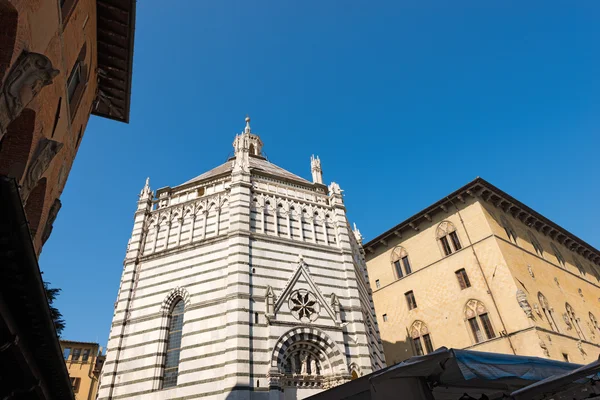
[40,1,600,345]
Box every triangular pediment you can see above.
[274,257,338,324]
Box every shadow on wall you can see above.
[383,333,414,366]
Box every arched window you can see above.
[500,215,518,244]
[390,246,412,279]
[410,321,434,356]
[565,303,585,340]
[163,299,184,388]
[464,300,495,343]
[528,231,543,257]
[538,292,559,332]
[590,312,599,335]
[436,221,461,256]
[550,243,566,267]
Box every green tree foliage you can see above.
[44,281,65,336]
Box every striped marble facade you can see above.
[98,120,385,400]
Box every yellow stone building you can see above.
[364,177,600,366]
[61,340,105,400]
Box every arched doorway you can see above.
[0,0,18,83]
[24,177,46,238]
[0,109,36,182]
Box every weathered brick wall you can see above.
[0,0,98,254]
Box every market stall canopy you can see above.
[308,347,580,400]
[511,356,600,400]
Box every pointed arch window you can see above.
[538,292,559,332]
[500,215,518,244]
[464,300,495,343]
[410,321,434,356]
[550,243,566,267]
[528,231,543,257]
[390,246,412,279]
[590,312,599,335]
[163,299,184,388]
[436,221,461,256]
[565,303,585,340]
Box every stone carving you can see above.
[289,289,320,323]
[41,198,61,245]
[0,51,59,136]
[265,285,275,317]
[538,340,550,357]
[310,357,319,375]
[311,155,323,184]
[527,265,535,278]
[533,302,541,316]
[562,313,572,330]
[331,293,341,323]
[328,182,342,195]
[300,351,308,375]
[577,340,586,356]
[353,222,363,244]
[21,138,63,201]
[516,289,533,318]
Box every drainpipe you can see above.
[447,196,517,355]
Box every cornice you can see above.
[364,177,600,266]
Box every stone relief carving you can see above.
[41,198,61,245]
[330,293,341,323]
[527,265,535,278]
[21,138,63,201]
[265,285,275,317]
[538,339,550,357]
[562,313,572,330]
[328,182,342,196]
[0,51,59,137]
[533,302,541,316]
[516,289,533,318]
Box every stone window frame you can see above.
[538,292,559,333]
[67,43,89,121]
[464,299,496,344]
[436,221,462,257]
[455,268,471,290]
[565,303,585,340]
[390,246,413,280]
[405,290,417,311]
[410,320,434,356]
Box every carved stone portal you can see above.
[0,51,59,137]
[41,198,61,245]
[21,138,63,201]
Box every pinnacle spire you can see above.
[245,115,251,133]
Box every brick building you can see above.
[364,178,600,366]
[0,0,135,399]
[0,0,135,254]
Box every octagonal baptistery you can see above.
[98,118,385,400]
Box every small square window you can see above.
[375,279,380,288]
[455,269,471,290]
[82,349,90,362]
[71,348,81,361]
[382,314,388,322]
[70,377,80,393]
[63,347,71,360]
[405,291,417,310]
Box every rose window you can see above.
[289,289,320,322]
